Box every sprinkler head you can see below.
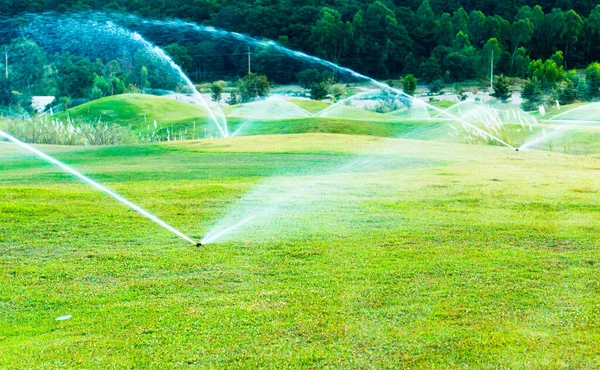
[515,148,519,152]
[196,242,202,247]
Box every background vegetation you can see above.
[2,0,600,110]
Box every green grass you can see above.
[287,98,332,114]
[65,94,208,128]
[427,99,458,109]
[25,95,600,156]
[2,134,600,367]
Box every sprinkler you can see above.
[196,242,203,247]
[515,148,519,152]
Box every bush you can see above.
[429,79,445,94]
[491,75,511,103]
[237,73,271,103]
[402,74,417,96]
[521,78,543,110]
[553,79,577,105]
[585,62,600,100]
[310,80,330,100]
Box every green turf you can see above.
[287,98,332,114]
[65,94,208,128]
[2,134,600,367]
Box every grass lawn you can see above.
[65,94,208,129]
[287,98,332,114]
[2,133,600,367]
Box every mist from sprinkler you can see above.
[3,12,527,246]
[111,14,516,150]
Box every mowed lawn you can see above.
[1,134,600,368]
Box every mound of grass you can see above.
[65,94,208,129]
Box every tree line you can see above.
[3,0,600,110]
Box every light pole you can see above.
[490,50,494,93]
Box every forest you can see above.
[2,0,600,109]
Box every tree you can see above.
[403,74,417,96]
[111,77,126,95]
[452,8,470,34]
[0,76,12,106]
[163,43,193,72]
[357,1,412,77]
[584,5,600,64]
[419,58,442,83]
[310,79,330,100]
[480,38,501,79]
[509,19,534,67]
[91,74,110,99]
[139,66,150,90]
[491,75,511,102]
[429,79,445,94]
[54,54,95,98]
[435,13,454,46]
[210,81,224,105]
[512,48,531,77]
[585,62,600,100]
[311,7,352,62]
[6,38,47,94]
[237,73,270,103]
[553,79,577,105]
[521,78,543,111]
[416,0,437,51]
[329,84,346,102]
[296,69,330,90]
[563,10,583,68]
[551,51,564,68]
[468,10,487,46]
[403,53,418,75]
[528,59,566,91]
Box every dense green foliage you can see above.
[2,1,600,97]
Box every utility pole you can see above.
[246,47,252,75]
[5,47,8,79]
[490,50,494,93]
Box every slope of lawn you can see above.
[65,94,208,128]
[2,134,600,367]
[51,96,600,155]
[286,98,332,114]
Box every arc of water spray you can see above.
[108,14,514,149]
[129,33,229,138]
[0,130,197,245]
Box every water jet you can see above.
[0,130,196,245]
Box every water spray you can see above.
[0,130,198,245]
[120,17,516,150]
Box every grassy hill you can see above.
[50,95,600,155]
[65,94,209,128]
[2,134,600,367]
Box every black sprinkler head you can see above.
[196,242,202,247]
[515,148,519,152]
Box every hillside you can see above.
[66,94,208,128]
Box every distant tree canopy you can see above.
[4,0,600,104]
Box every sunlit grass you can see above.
[2,134,600,367]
